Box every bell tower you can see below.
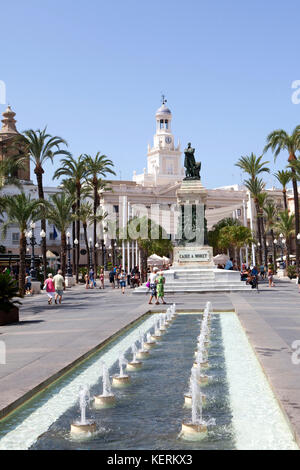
[133,97,183,186]
[0,105,31,181]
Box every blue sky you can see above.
[1,0,300,189]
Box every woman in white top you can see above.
[148,267,159,305]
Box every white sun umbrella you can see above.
[213,254,229,265]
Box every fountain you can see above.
[151,318,163,341]
[112,354,131,387]
[94,362,116,408]
[136,332,150,360]
[159,313,167,333]
[70,385,96,436]
[144,332,156,350]
[184,367,207,408]
[181,369,208,440]
[194,348,209,370]
[127,343,143,370]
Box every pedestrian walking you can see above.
[44,273,55,305]
[25,273,32,296]
[268,265,275,288]
[118,269,126,294]
[53,270,65,304]
[156,271,166,304]
[148,267,159,305]
[109,268,115,288]
[99,268,104,289]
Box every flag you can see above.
[53,225,58,240]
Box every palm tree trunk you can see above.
[19,233,26,295]
[271,229,277,273]
[286,237,291,267]
[61,231,67,276]
[93,183,98,278]
[255,203,263,265]
[291,169,300,273]
[72,206,76,276]
[283,189,288,210]
[83,223,90,270]
[76,183,81,282]
[35,168,47,281]
[261,218,268,266]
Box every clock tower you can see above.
[133,97,184,186]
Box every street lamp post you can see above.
[25,223,46,294]
[74,238,79,282]
[26,222,46,281]
[103,244,107,271]
[89,238,93,270]
[66,232,72,277]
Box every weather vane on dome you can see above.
[161,94,167,105]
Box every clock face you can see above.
[165,136,172,144]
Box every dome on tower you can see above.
[156,103,171,116]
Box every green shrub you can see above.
[0,272,22,312]
[287,265,297,279]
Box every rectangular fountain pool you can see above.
[0,311,297,450]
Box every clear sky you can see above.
[1,0,300,189]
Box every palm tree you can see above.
[218,225,254,266]
[264,201,278,271]
[274,170,292,210]
[274,210,295,267]
[264,126,300,271]
[0,155,25,191]
[235,153,270,180]
[60,178,77,275]
[236,154,269,265]
[53,155,87,282]
[1,193,44,294]
[244,177,265,264]
[82,153,115,276]
[46,193,74,276]
[22,128,70,280]
[73,201,94,268]
[257,192,268,266]
[208,217,241,256]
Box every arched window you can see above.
[165,120,168,129]
[160,119,164,129]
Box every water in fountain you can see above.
[118,353,127,377]
[78,385,90,425]
[131,343,138,363]
[154,319,161,337]
[206,301,212,313]
[147,332,153,343]
[139,332,146,352]
[191,368,203,425]
[101,362,113,397]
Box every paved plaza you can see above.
[1,279,300,443]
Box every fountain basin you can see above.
[94,394,116,408]
[127,361,143,371]
[112,375,131,387]
[184,394,206,408]
[136,350,150,360]
[197,375,210,386]
[193,360,209,369]
[70,421,97,436]
[181,422,208,441]
[144,341,156,350]
[151,335,162,341]
[159,328,166,333]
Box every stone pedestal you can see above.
[65,275,75,287]
[31,281,41,294]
